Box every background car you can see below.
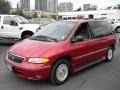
[0,15,41,41]
[107,19,120,33]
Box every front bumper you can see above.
[5,58,51,80]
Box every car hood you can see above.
[9,39,58,58]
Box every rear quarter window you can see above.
[89,21,113,38]
[104,21,113,34]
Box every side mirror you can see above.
[10,21,18,26]
[71,35,84,43]
[111,21,114,24]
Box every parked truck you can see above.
[0,15,41,41]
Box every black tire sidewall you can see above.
[116,27,120,33]
[50,59,70,85]
[22,34,32,39]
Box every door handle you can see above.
[1,26,4,29]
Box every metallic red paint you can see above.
[4,20,116,81]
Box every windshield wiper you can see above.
[29,37,51,42]
[30,35,58,42]
[37,35,58,42]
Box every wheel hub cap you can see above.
[108,49,113,60]
[56,64,68,82]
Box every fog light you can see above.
[28,77,33,80]
[35,75,42,79]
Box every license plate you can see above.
[6,64,13,71]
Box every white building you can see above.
[58,10,120,21]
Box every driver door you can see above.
[0,16,20,39]
[70,22,97,69]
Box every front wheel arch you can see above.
[52,56,73,73]
[21,31,34,39]
[49,59,71,85]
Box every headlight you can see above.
[28,58,49,64]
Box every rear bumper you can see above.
[5,59,51,80]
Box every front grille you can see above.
[8,53,24,63]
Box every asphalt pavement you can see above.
[0,34,120,90]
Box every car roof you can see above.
[61,19,104,24]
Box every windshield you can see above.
[14,16,29,24]
[31,21,77,42]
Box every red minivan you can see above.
[5,20,116,85]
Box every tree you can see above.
[113,4,120,9]
[113,6,118,9]
[16,10,24,16]
[77,15,84,19]
[0,0,11,14]
[106,6,112,10]
[33,12,38,18]
[12,10,32,19]
[50,15,57,20]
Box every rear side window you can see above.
[3,16,15,25]
[89,21,113,38]
[104,21,113,34]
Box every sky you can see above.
[8,0,120,10]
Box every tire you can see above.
[50,59,71,85]
[22,34,32,39]
[106,47,114,62]
[116,27,120,33]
